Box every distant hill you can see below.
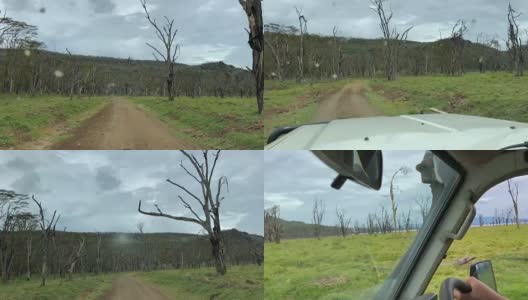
[278,218,341,239]
[264,31,510,80]
[0,49,254,97]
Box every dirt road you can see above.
[98,275,172,300]
[314,81,382,122]
[52,98,196,150]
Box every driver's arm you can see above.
[454,277,509,300]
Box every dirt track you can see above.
[98,275,172,300]
[52,98,196,150]
[314,81,382,122]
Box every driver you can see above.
[454,277,509,300]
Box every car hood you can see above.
[266,114,528,150]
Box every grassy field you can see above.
[265,72,528,142]
[264,225,528,300]
[367,72,528,122]
[0,273,116,300]
[264,79,352,139]
[0,95,106,148]
[137,265,264,300]
[132,96,263,149]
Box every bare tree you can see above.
[449,20,469,76]
[370,0,413,81]
[95,232,102,275]
[312,198,325,239]
[415,194,432,226]
[67,238,85,280]
[32,195,60,286]
[239,0,264,115]
[507,179,520,229]
[507,2,524,76]
[295,7,308,82]
[138,151,229,275]
[388,167,411,229]
[336,207,351,237]
[478,214,484,227]
[139,0,180,101]
[264,206,281,243]
[332,26,344,79]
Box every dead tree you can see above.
[415,194,431,225]
[138,150,229,275]
[388,167,410,230]
[370,0,413,81]
[295,7,308,82]
[264,206,281,243]
[239,0,264,115]
[507,180,520,229]
[332,26,344,79]
[449,20,469,76]
[478,214,484,227]
[32,196,60,287]
[95,232,102,275]
[67,238,85,280]
[507,3,524,76]
[312,198,325,239]
[140,0,180,101]
[336,208,351,237]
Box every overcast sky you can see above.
[0,151,263,235]
[0,0,252,67]
[264,0,528,46]
[264,151,528,226]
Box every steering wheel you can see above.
[439,278,472,300]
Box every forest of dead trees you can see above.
[264,1,526,81]
[265,178,524,242]
[0,189,263,285]
[0,9,255,99]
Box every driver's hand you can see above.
[454,277,508,300]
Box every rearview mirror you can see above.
[470,260,497,292]
[313,151,383,190]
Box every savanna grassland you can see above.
[264,225,528,300]
[133,96,263,150]
[0,265,263,300]
[0,95,106,148]
[264,72,528,141]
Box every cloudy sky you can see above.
[0,151,263,235]
[264,151,528,226]
[264,0,528,46]
[0,0,252,67]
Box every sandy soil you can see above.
[51,98,196,150]
[98,275,172,300]
[313,81,382,122]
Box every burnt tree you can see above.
[239,0,264,115]
[370,0,413,81]
[32,196,60,287]
[312,198,325,240]
[507,180,520,229]
[295,7,308,82]
[449,20,469,76]
[140,0,180,101]
[336,207,351,237]
[388,167,410,229]
[138,150,229,275]
[507,2,524,76]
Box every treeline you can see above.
[0,14,254,98]
[0,190,263,284]
[264,29,509,81]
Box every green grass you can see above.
[265,225,528,300]
[137,265,263,300]
[0,95,106,148]
[367,72,528,122]
[0,273,116,300]
[264,79,353,139]
[131,96,263,150]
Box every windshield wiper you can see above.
[500,142,528,150]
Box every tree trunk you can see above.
[210,235,226,276]
[26,237,32,281]
[41,246,47,286]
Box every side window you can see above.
[427,176,528,299]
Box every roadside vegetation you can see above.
[264,225,528,300]
[138,265,263,300]
[0,96,105,148]
[134,97,263,149]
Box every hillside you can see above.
[0,49,254,97]
[7,228,263,279]
[278,218,341,239]
[264,31,510,79]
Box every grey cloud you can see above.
[90,0,115,14]
[95,166,121,191]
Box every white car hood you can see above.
[266,114,528,150]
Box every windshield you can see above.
[264,151,462,299]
